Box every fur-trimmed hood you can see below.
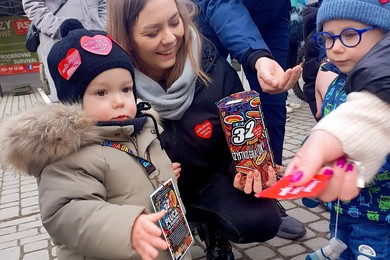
[0,104,101,177]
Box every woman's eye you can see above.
[146,32,158,38]
[170,19,180,27]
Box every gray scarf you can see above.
[135,29,199,120]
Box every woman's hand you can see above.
[172,162,181,179]
[317,161,361,202]
[284,130,344,186]
[233,165,279,194]
[131,210,168,260]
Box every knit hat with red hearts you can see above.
[47,18,135,103]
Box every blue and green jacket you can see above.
[321,62,390,223]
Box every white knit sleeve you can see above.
[313,91,390,183]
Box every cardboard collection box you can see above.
[216,90,275,187]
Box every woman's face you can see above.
[131,0,184,80]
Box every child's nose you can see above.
[112,94,125,108]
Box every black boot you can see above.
[197,224,235,260]
[276,200,307,240]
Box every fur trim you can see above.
[0,103,101,177]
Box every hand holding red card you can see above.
[255,174,332,200]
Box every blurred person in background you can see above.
[22,0,106,102]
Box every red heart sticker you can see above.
[80,35,112,55]
[380,0,389,4]
[255,174,332,200]
[195,120,212,139]
[58,48,81,80]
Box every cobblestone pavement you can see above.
[0,87,331,260]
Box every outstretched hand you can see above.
[131,210,168,260]
[317,163,361,202]
[255,57,302,94]
[284,130,343,186]
[234,165,278,194]
[284,130,361,201]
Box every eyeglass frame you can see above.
[313,26,376,50]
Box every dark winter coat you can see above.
[159,39,244,203]
[344,32,390,104]
[302,2,321,117]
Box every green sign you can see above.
[0,15,40,75]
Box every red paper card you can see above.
[255,174,332,200]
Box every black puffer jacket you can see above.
[302,2,321,119]
[160,39,244,203]
[345,32,390,104]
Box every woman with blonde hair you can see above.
[107,1,282,259]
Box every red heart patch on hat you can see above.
[380,0,389,4]
[80,35,112,55]
[195,120,212,139]
[58,48,81,80]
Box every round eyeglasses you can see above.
[313,26,375,50]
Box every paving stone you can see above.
[0,240,18,250]
[24,240,49,253]
[20,233,51,245]
[21,205,41,216]
[245,245,276,260]
[304,237,330,251]
[21,196,39,208]
[286,207,320,223]
[0,206,19,221]
[1,193,20,204]
[278,243,307,257]
[0,246,20,259]
[19,220,43,232]
[21,191,39,199]
[2,188,19,195]
[308,220,330,233]
[0,215,41,229]
[0,229,38,244]
[20,184,38,193]
[0,201,19,210]
[0,226,16,236]
[23,250,50,260]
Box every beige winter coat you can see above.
[0,104,191,260]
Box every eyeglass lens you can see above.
[317,29,362,49]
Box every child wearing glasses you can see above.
[285,0,390,259]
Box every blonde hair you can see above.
[106,0,211,87]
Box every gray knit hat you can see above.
[317,0,390,32]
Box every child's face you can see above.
[83,68,137,122]
[130,0,184,80]
[323,20,385,74]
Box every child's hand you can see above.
[317,161,361,202]
[172,162,181,179]
[233,166,278,194]
[284,130,344,187]
[131,210,168,260]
